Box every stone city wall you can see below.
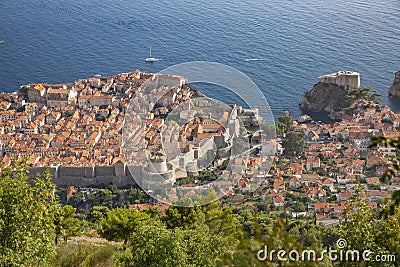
[29,164,139,187]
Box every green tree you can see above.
[86,205,109,226]
[0,162,58,266]
[99,207,151,244]
[162,205,200,229]
[125,186,149,204]
[338,197,376,251]
[90,189,114,208]
[55,205,82,244]
[142,206,162,219]
[115,220,186,267]
[337,195,399,266]
[281,132,305,158]
[218,219,329,266]
[375,198,400,256]
[68,191,85,208]
[197,191,237,237]
[116,220,233,267]
[203,206,237,237]
[276,115,293,136]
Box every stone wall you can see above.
[29,164,138,187]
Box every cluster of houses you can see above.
[1,69,399,216]
[229,106,400,221]
[0,69,274,205]
[0,70,174,167]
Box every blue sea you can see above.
[1,0,400,118]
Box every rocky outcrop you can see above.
[300,82,347,117]
[389,71,400,97]
[300,82,377,121]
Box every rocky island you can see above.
[300,71,380,120]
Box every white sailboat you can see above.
[145,46,160,62]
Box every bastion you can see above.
[317,71,360,90]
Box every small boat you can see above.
[94,74,102,78]
[244,58,265,62]
[0,40,5,44]
[145,46,160,62]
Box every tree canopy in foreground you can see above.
[0,160,58,266]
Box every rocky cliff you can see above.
[300,82,347,113]
[300,82,378,120]
[389,71,400,97]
